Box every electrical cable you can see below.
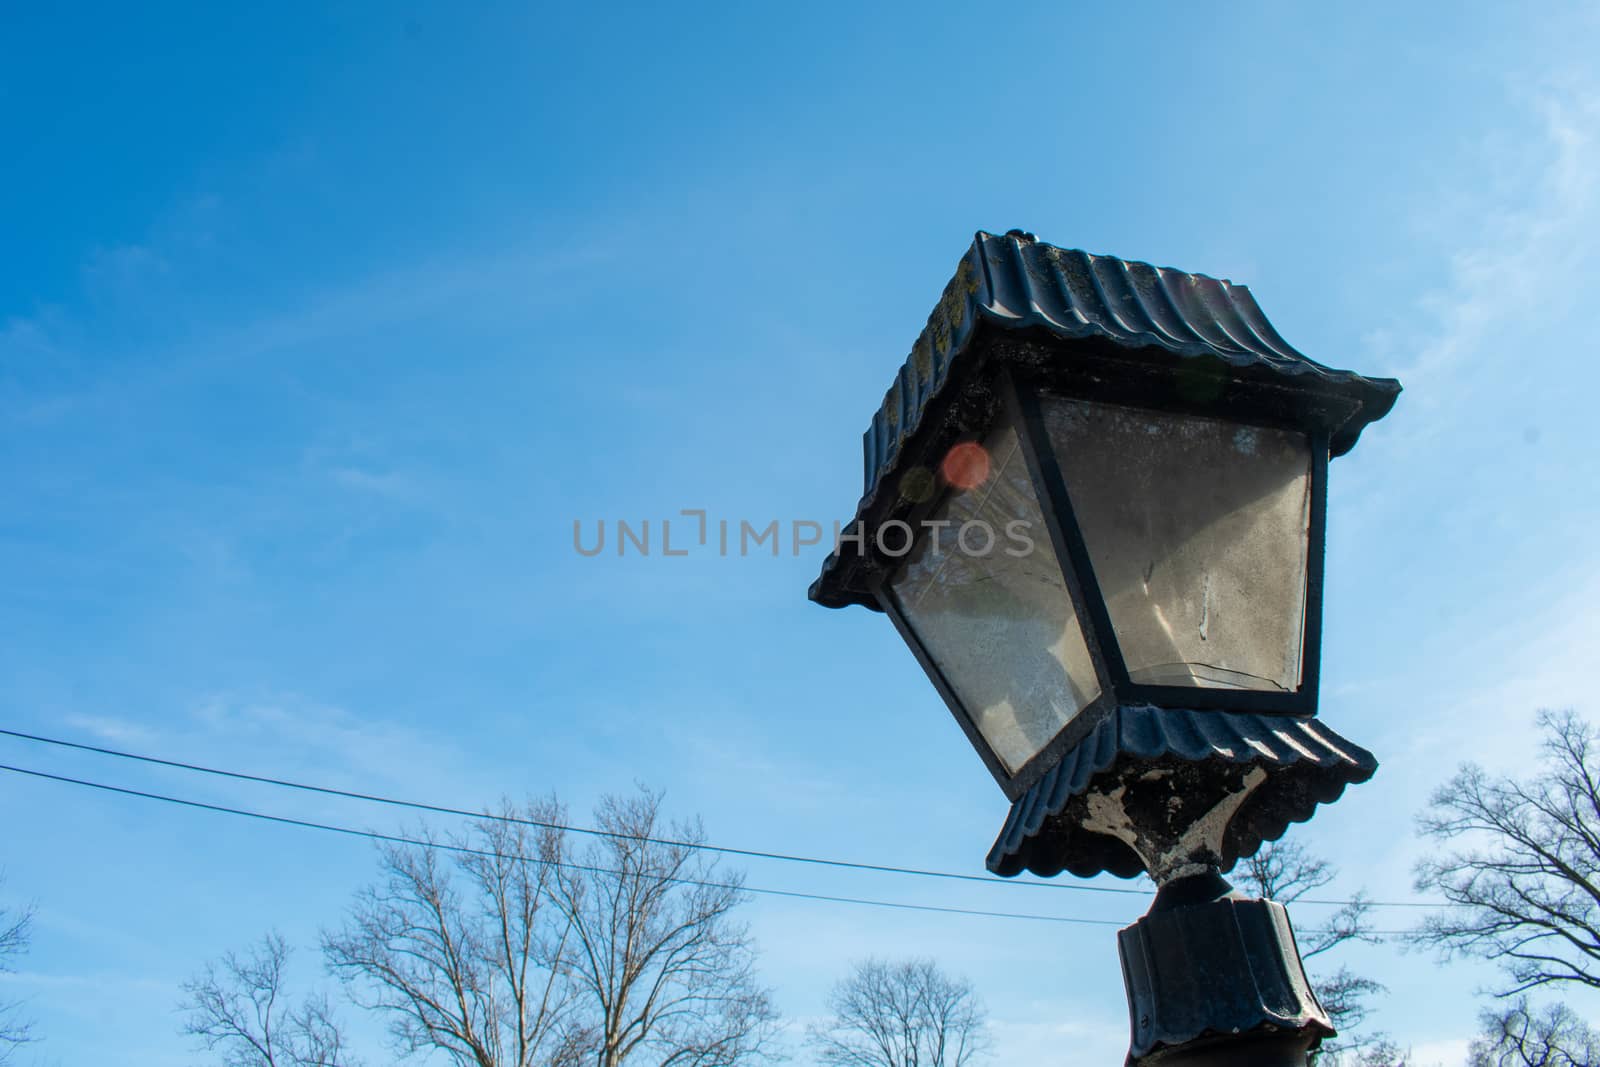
[0,725,1443,911]
[0,760,1127,927]
[0,760,1408,936]
[0,725,1143,895]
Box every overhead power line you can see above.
[0,760,1121,927]
[0,761,1410,937]
[0,725,1441,911]
[0,725,1143,896]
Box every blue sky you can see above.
[3,3,1600,1064]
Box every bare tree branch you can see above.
[180,931,359,1067]
[0,882,34,1065]
[806,959,990,1067]
[322,802,581,1067]
[324,788,775,1067]
[546,787,779,1067]
[1235,839,1386,1061]
[1414,710,1600,998]
[1468,998,1600,1067]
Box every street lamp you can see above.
[811,230,1400,1066]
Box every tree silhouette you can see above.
[807,958,989,1067]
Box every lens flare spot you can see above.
[941,441,991,490]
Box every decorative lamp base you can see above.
[1118,872,1334,1067]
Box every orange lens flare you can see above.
[940,441,991,491]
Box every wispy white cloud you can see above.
[1410,1036,1472,1067]
[1402,560,1600,773]
[0,969,166,994]
[325,465,417,500]
[0,314,56,358]
[1315,71,1600,1054]
[58,714,156,746]
[81,243,169,294]
[188,694,467,797]
[1372,82,1600,425]
[989,1009,1128,1066]
[1,192,612,432]
[50,692,481,827]
[658,712,853,817]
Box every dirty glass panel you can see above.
[1042,398,1311,692]
[891,416,1100,774]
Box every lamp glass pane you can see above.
[890,418,1100,774]
[1042,397,1311,692]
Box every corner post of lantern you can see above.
[809,230,1401,1067]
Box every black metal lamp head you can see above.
[811,230,1400,881]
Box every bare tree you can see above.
[1236,839,1384,1061]
[544,788,778,1067]
[181,932,357,1067]
[1345,1039,1409,1067]
[1240,840,1378,962]
[324,788,776,1067]
[323,801,581,1067]
[806,958,990,1067]
[0,882,34,1065]
[1412,710,1600,1067]
[1468,999,1599,1067]
[1414,710,1600,997]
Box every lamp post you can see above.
[810,230,1401,1066]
